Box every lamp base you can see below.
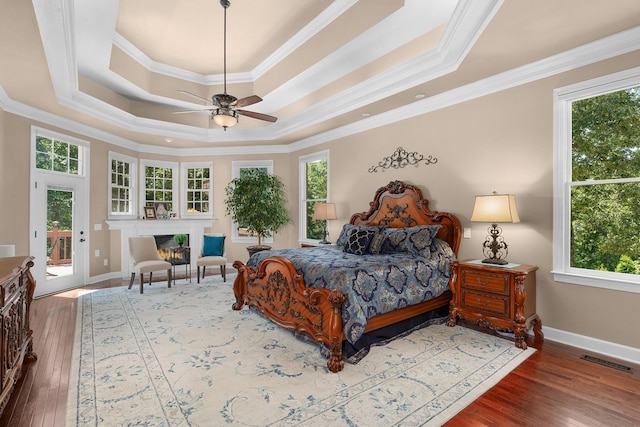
[481,258,508,265]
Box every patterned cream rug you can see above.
[66,275,535,426]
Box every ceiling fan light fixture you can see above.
[212,109,238,129]
[174,0,277,128]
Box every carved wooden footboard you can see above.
[232,257,346,372]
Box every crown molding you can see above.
[5,7,639,157]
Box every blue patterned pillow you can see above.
[343,229,376,255]
[380,225,441,256]
[336,224,356,247]
[336,224,385,247]
[367,232,386,254]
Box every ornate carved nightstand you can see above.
[447,259,543,349]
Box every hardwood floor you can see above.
[1,275,638,427]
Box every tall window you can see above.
[553,68,640,293]
[109,152,137,218]
[230,160,273,243]
[181,162,213,218]
[35,132,83,175]
[299,151,329,243]
[140,160,178,218]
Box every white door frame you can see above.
[29,127,90,297]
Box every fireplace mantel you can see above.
[106,219,214,277]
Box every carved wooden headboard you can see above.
[349,180,461,255]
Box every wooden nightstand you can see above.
[446,259,543,349]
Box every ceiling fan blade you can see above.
[177,90,213,105]
[237,109,278,123]
[234,95,263,108]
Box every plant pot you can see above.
[247,245,271,257]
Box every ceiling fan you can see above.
[174,0,277,130]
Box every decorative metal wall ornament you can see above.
[368,146,437,173]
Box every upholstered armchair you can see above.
[197,234,227,282]
[128,236,172,294]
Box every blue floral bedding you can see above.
[247,238,456,344]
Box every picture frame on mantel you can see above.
[144,206,157,220]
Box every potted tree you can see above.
[224,168,292,256]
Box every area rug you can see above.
[66,275,535,426]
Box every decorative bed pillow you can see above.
[202,235,225,256]
[336,224,356,247]
[380,225,441,256]
[336,224,385,247]
[405,225,442,256]
[343,229,377,255]
[367,232,386,255]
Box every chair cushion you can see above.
[133,260,171,274]
[197,255,226,267]
[202,235,225,256]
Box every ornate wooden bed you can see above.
[232,180,461,372]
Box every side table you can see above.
[446,259,543,349]
[170,246,191,285]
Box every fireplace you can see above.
[154,234,190,264]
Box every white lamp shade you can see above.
[313,203,337,220]
[470,193,520,223]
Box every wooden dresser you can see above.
[447,259,543,349]
[0,256,37,414]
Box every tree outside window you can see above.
[570,86,640,274]
[299,151,329,242]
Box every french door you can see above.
[30,172,89,297]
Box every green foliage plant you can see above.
[173,234,188,245]
[224,169,292,247]
[614,255,638,275]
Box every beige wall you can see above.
[1,52,639,351]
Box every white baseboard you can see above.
[543,326,640,366]
[88,271,123,284]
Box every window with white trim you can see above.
[181,162,213,218]
[230,160,274,243]
[299,151,329,243]
[553,67,640,293]
[35,131,84,176]
[109,152,137,218]
[140,160,178,218]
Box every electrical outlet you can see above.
[104,259,109,266]
[95,249,100,257]
[463,228,471,239]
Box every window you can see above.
[109,152,137,218]
[34,130,84,176]
[230,160,273,243]
[181,162,213,218]
[299,151,329,243]
[140,160,178,218]
[553,67,640,293]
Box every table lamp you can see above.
[470,192,520,265]
[313,203,337,244]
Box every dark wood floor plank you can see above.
[1,274,638,427]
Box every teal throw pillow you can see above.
[202,235,225,256]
